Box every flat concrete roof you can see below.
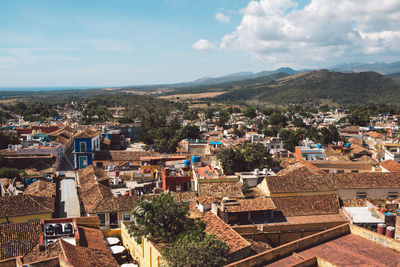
[343,207,384,224]
[267,234,400,266]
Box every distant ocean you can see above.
[0,86,101,92]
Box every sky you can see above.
[1,0,400,87]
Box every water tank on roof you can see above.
[64,223,73,234]
[317,144,322,149]
[196,139,199,143]
[45,225,54,236]
[346,143,351,148]
[191,156,201,162]
[54,224,63,235]
[184,160,191,167]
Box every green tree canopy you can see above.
[162,233,229,267]
[129,193,204,243]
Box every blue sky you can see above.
[0,0,399,87]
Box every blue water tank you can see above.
[317,144,322,149]
[346,143,351,148]
[184,160,191,167]
[191,156,201,162]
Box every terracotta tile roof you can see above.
[73,128,100,139]
[78,166,141,213]
[198,182,244,199]
[59,238,118,267]
[380,160,400,172]
[0,195,54,218]
[77,226,109,250]
[200,212,251,254]
[334,172,400,189]
[366,131,385,139]
[195,195,218,205]
[21,221,113,265]
[341,198,367,207]
[266,169,333,194]
[224,198,276,213]
[94,150,153,162]
[266,171,400,194]
[24,180,56,198]
[271,194,340,216]
[0,220,41,260]
[171,191,197,203]
[91,195,141,213]
[78,165,109,185]
[22,239,62,264]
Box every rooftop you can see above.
[0,194,54,218]
[266,234,399,267]
[271,194,340,217]
[0,220,41,260]
[198,182,244,199]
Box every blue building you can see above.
[73,129,101,169]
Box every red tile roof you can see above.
[380,160,400,172]
[0,220,41,260]
[271,194,340,216]
[0,195,54,218]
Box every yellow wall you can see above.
[0,213,52,224]
[102,228,121,238]
[121,222,162,267]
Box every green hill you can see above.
[212,70,400,105]
[388,73,400,83]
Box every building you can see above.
[0,217,118,266]
[212,198,276,225]
[0,194,54,224]
[0,220,42,261]
[77,166,140,229]
[295,140,326,161]
[73,128,101,168]
[225,223,400,267]
[120,202,252,267]
[1,142,64,170]
[381,142,400,162]
[260,162,400,201]
[161,163,192,192]
[93,150,153,169]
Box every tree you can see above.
[217,147,246,174]
[129,193,204,243]
[217,110,230,127]
[279,129,299,152]
[217,144,274,174]
[162,233,229,267]
[293,117,306,128]
[176,125,201,140]
[268,112,287,127]
[242,143,273,171]
[263,127,278,137]
[243,107,257,119]
[183,110,198,121]
[0,131,19,149]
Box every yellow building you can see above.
[121,222,163,267]
[0,194,54,224]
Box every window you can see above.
[96,162,104,167]
[351,170,359,173]
[270,145,275,149]
[98,213,106,226]
[123,212,131,221]
[80,142,87,152]
[388,192,398,199]
[356,192,367,199]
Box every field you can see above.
[159,91,226,101]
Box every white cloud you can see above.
[219,0,400,66]
[192,39,216,51]
[215,12,230,24]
